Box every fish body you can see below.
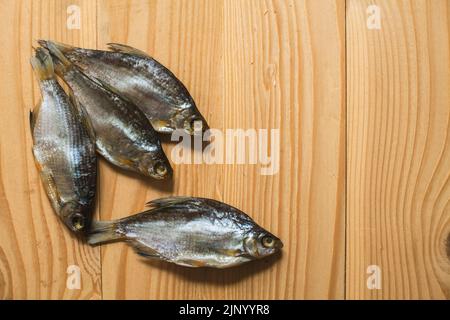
[88,197,283,268]
[44,43,172,179]
[38,40,208,135]
[30,48,97,235]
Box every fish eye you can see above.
[154,163,168,176]
[71,214,85,231]
[261,235,275,248]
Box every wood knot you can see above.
[446,233,450,262]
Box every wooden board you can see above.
[0,0,100,300]
[96,0,346,299]
[347,0,450,299]
[2,0,448,300]
[0,0,345,299]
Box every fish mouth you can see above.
[151,173,170,180]
[269,235,283,250]
[275,239,284,250]
[180,108,209,135]
[188,118,209,136]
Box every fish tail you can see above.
[39,41,73,75]
[87,220,124,245]
[30,47,55,81]
[38,40,75,55]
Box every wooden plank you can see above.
[347,0,450,299]
[97,0,345,299]
[0,0,100,299]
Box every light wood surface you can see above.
[347,0,450,299]
[0,0,100,300]
[97,0,345,300]
[0,0,448,300]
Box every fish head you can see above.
[177,105,209,136]
[60,201,92,236]
[139,150,173,180]
[243,229,283,258]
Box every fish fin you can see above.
[87,220,124,245]
[131,242,161,259]
[38,40,75,55]
[174,259,208,268]
[42,41,73,75]
[95,140,127,168]
[29,100,42,134]
[29,110,34,132]
[107,43,150,58]
[220,248,245,258]
[145,197,195,209]
[36,165,62,213]
[30,47,55,81]
[151,119,171,133]
[89,75,124,97]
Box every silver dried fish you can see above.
[30,48,97,235]
[39,40,208,135]
[88,197,283,268]
[44,42,172,180]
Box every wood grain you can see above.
[96,0,345,299]
[347,0,450,299]
[0,0,100,299]
[7,0,450,300]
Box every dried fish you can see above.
[88,197,283,268]
[44,42,172,179]
[39,40,208,135]
[30,48,97,235]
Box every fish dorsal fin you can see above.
[107,43,150,58]
[29,110,33,131]
[29,110,35,134]
[29,100,42,134]
[145,197,195,209]
[89,75,137,107]
[88,74,124,97]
